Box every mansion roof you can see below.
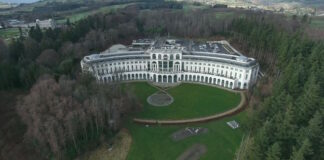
[82,38,257,68]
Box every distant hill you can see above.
[0,1,19,9]
[0,0,39,3]
[173,0,324,15]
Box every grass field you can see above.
[126,82,241,119]
[126,111,246,160]
[310,16,324,28]
[124,82,245,160]
[0,28,20,40]
[182,3,209,11]
[57,4,132,24]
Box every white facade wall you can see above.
[81,42,259,90]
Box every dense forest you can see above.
[231,17,324,160]
[0,2,323,160]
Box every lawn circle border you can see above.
[136,82,247,125]
[147,91,174,107]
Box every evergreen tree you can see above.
[8,39,24,62]
[266,143,281,160]
[303,111,324,160]
[295,75,321,124]
[289,138,313,160]
[66,18,71,26]
[29,25,43,42]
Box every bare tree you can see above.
[17,74,139,158]
[36,49,59,68]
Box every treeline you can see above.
[0,6,145,159]
[1,3,323,159]
[135,1,183,10]
[231,17,324,160]
[0,7,308,90]
[228,13,314,73]
[0,0,166,22]
[17,74,139,159]
[0,7,239,90]
[0,10,142,90]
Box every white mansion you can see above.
[81,39,259,90]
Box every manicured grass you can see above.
[123,82,246,159]
[126,111,247,160]
[0,28,20,40]
[126,82,241,119]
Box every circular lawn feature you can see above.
[126,82,242,120]
[147,91,174,107]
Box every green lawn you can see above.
[182,3,209,11]
[57,4,133,24]
[126,111,247,160]
[126,82,241,119]
[310,17,324,29]
[0,28,20,40]
[123,82,246,159]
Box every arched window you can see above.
[152,54,156,59]
[158,54,162,60]
[175,62,180,71]
[163,55,168,60]
[176,54,180,59]
[170,54,174,60]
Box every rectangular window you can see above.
[169,61,173,69]
[182,62,185,71]
[159,61,163,71]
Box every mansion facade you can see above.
[81,39,259,90]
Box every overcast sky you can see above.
[0,0,39,3]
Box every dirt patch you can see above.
[177,144,207,160]
[80,129,132,160]
[171,127,208,141]
[147,91,174,107]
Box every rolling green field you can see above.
[310,16,324,28]
[0,28,20,40]
[126,82,241,119]
[124,82,245,160]
[126,111,246,160]
[58,3,132,23]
